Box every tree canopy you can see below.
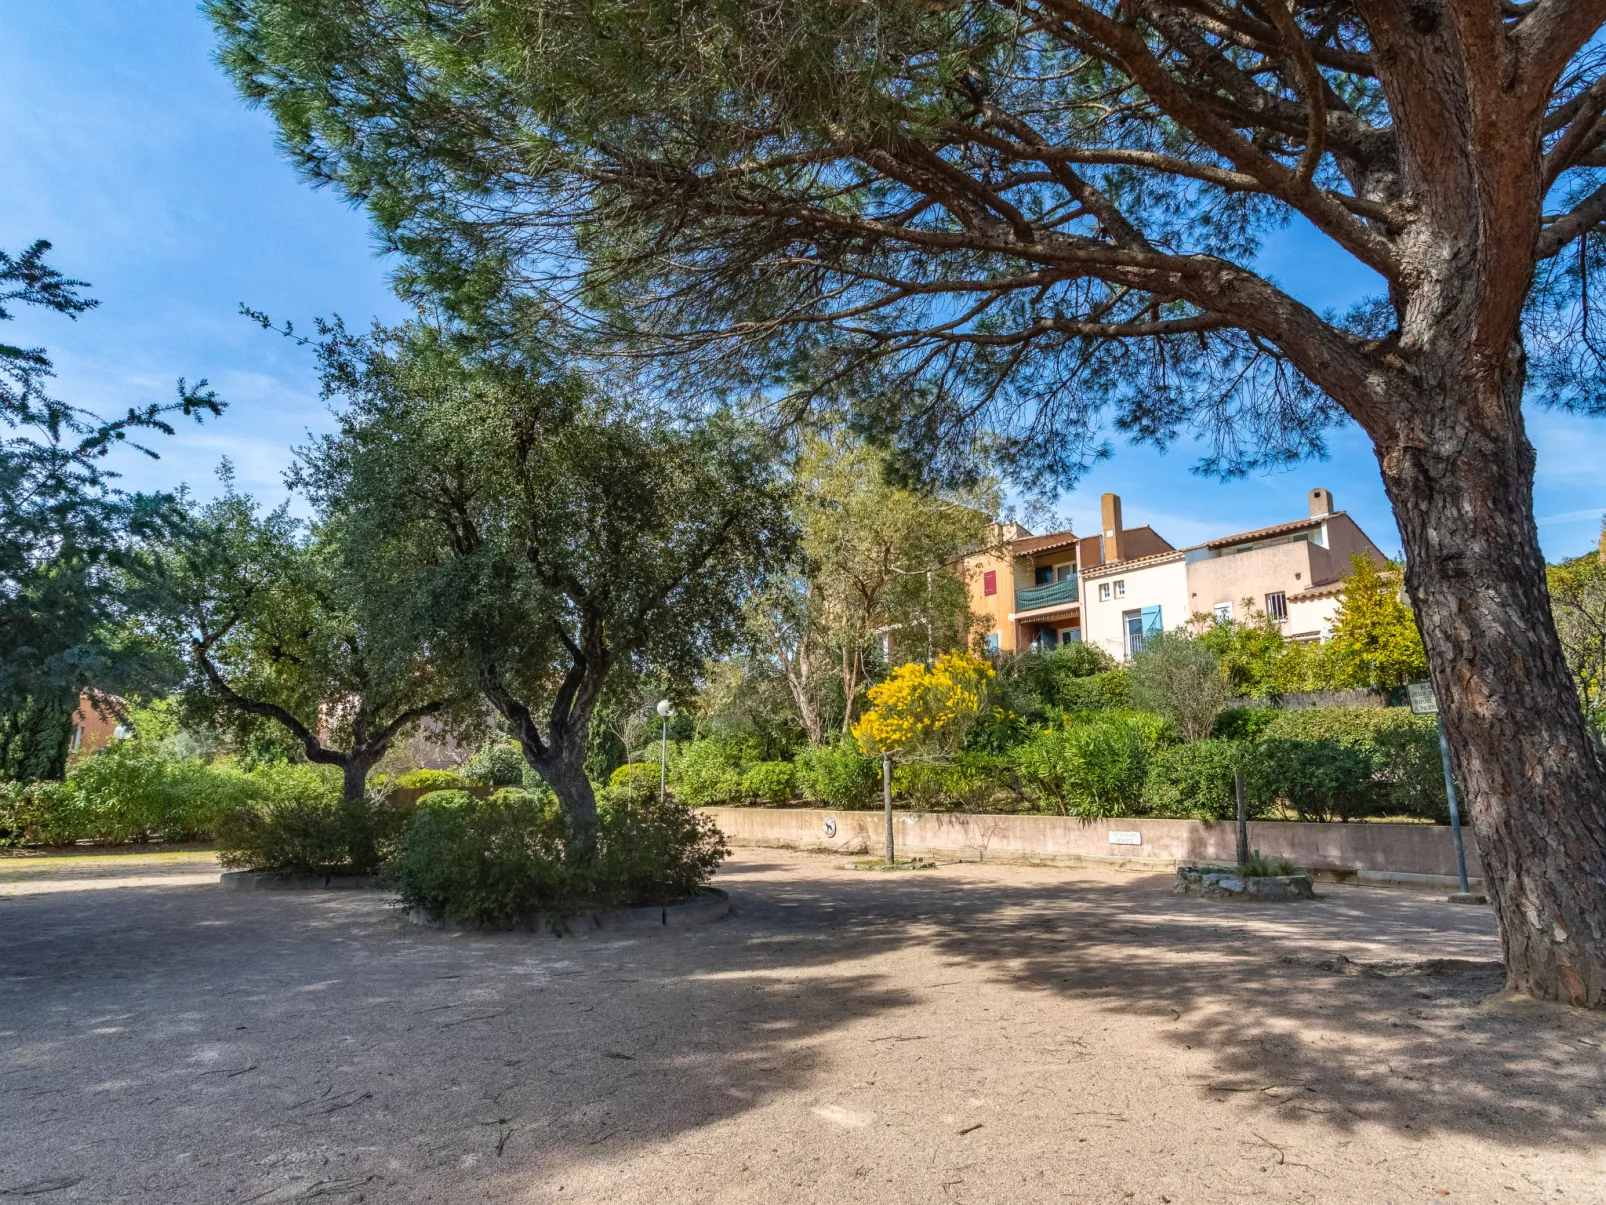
[149,472,466,857]
[1,240,223,780]
[295,323,795,838]
[750,429,996,745]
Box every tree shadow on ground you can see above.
[1,855,1602,1203]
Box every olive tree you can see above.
[153,476,464,869]
[297,326,793,848]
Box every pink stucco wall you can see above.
[701,807,1484,886]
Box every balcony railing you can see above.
[1015,576,1079,610]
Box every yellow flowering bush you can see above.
[853,651,995,757]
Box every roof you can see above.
[1010,530,1078,556]
[1082,510,1353,579]
[1081,548,1186,579]
[1292,581,1346,600]
[1203,514,1332,549]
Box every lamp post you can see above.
[656,698,673,805]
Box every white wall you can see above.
[1287,592,1342,641]
[1081,557,1190,662]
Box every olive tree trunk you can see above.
[523,733,601,857]
[339,750,386,873]
[1374,352,1606,1007]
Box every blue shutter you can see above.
[1141,605,1163,636]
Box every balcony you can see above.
[1014,576,1079,611]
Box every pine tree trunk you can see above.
[1374,356,1606,1007]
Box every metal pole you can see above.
[883,753,894,866]
[659,716,668,806]
[1234,771,1249,867]
[1437,713,1471,895]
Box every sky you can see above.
[4,1,1603,560]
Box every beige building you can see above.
[1081,486,1385,662]
[965,487,1385,661]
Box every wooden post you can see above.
[1234,771,1249,868]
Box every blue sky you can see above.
[4,1,1603,560]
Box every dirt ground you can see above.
[1,848,1602,1204]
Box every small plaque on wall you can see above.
[1108,830,1142,846]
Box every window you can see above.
[1034,564,1054,586]
[1213,601,1233,624]
[985,632,1001,655]
[1265,591,1288,621]
[1114,580,1126,598]
[1099,582,1111,602]
[1058,627,1082,644]
[983,570,997,597]
[1054,562,1075,583]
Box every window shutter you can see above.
[983,570,997,596]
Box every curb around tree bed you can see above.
[219,871,380,891]
[405,887,731,936]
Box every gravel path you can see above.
[1,849,1602,1204]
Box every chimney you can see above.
[1100,493,1123,563]
[1309,486,1334,518]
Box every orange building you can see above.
[69,694,122,756]
[964,494,1176,654]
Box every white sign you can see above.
[1108,830,1142,846]
[1406,681,1439,715]
[822,818,837,838]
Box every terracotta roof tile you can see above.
[1010,530,1079,556]
[1203,514,1336,549]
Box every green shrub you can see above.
[1014,712,1161,817]
[1245,737,1375,822]
[1056,669,1131,713]
[1259,707,1446,820]
[892,753,1005,811]
[794,740,881,809]
[1212,707,1279,741]
[667,739,747,807]
[741,760,796,805]
[609,761,660,802]
[387,787,727,926]
[214,764,408,874]
[67,742,246,844]
[1239,851,1299,877]
[461,743,527,787]
[0,779,82,847]
[393,768,471,792]
[1142,739,1249,820]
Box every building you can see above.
[963,494,1174,654]
[1081,487,1385,662]
[69,694,122,756]
[965,486,1385,661]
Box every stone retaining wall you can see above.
[700,807,1484,888]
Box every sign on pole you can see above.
[1408,681,1476,899]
